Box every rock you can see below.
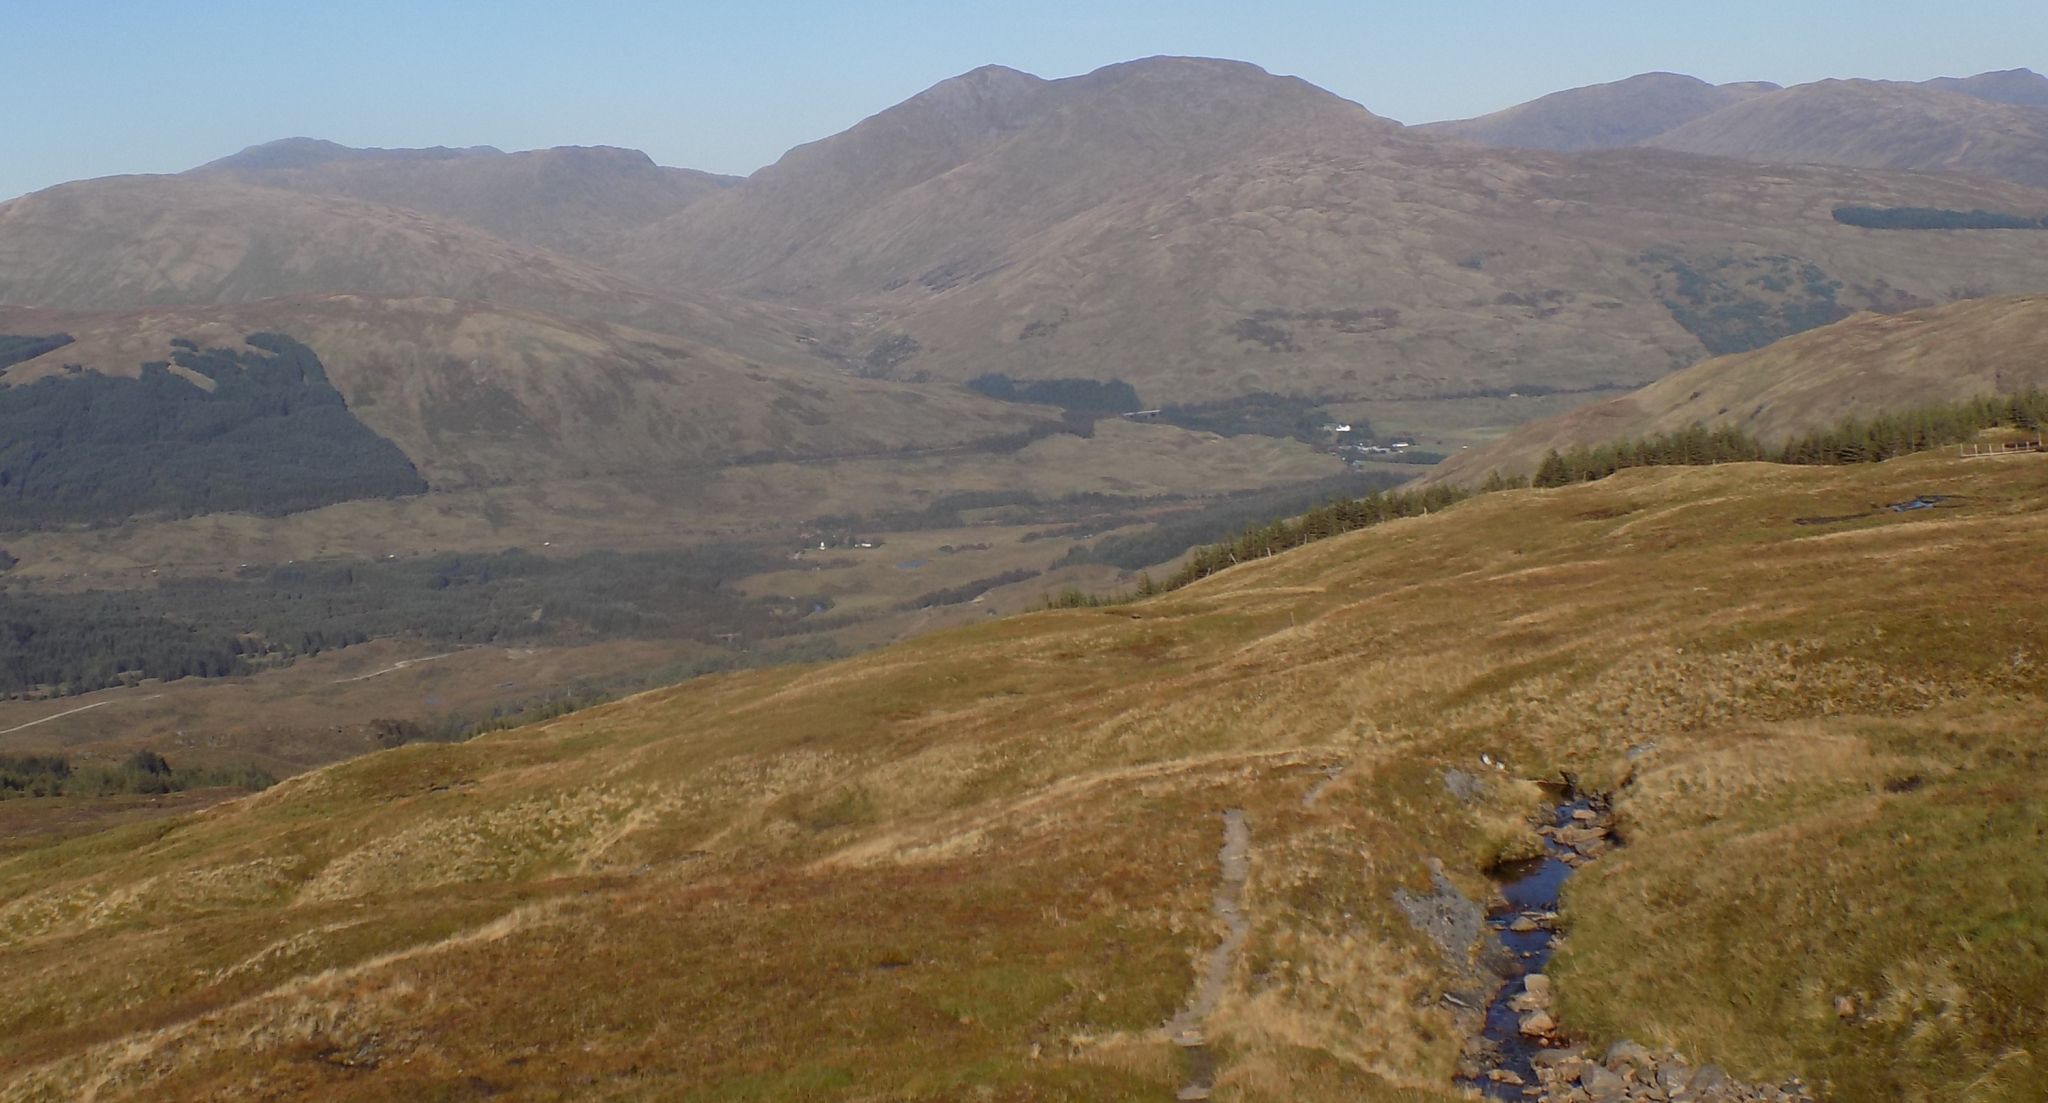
[1834,994,1858,1019]
[1518,1009,1556,1036]
[1604,1039,1656,1069]
[1523,973,1554,1002]
[1443,768,1486,804]
[1392,865,1487,966]
[1510,914,1541,933]
[1488,1068,1525,1085]
[1580,1065,1628,1102]
[1686,1065,1730,1094]
[1572,808,1598,821]
[1657,1062,1693,1094]
[1531,1045,1583,1068]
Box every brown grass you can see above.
[0,453,2041,1100]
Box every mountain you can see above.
[0,296,1054,490]
[1430,69,2048,190]
[191,139,738,258]
[0,175,646,314]
[1431,294,2048,483]
[0,173,842,370]
[614,57,1401,297]
[1413,72,1777,151]
[1923,66,2048,106]
[1,453,2041,1101]
[610,57,2048,417]
[1645,79,2048,189]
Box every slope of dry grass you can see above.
[1434,294,2048,483]
[0,454,2042,1100]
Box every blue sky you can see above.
[4,0,2037,200]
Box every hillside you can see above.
[611,57,2048,419]
[1920,66,2048,106]
[1413,72,1774,151]
[1646,79,2048,189]
[0,175,827,366]
[0,454,2041,1101]
[1431,69,2048,191]
[1432,294,2048,483]
[190,139,737,258]
[0,297,1056,490]
[614,57,1401,297]
[12,61,2048,443]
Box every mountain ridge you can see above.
[1427,68,2048,189]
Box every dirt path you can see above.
[0,700,113,737]
[1164,808,1251,1101]
[333,651,461,684]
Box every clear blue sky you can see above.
[5,0,2037,200]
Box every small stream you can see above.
[1464,794,1601,1099]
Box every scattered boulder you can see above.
[1518,1010,1557,1036]
[1604,1039,1655,1069]
[1443,768,1486,804]
[1522,1040,1814,1102]
[1393,861,1487,966]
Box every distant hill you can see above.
[0,176,645,314]
[611,57,2048,412]
[10,57,2048,532]
[0,297,1055,491]
[0,174,838,368]
[1646,79,2048,189]
[1431,294,2048,483]
[1413,72,1776,151]
[191,139,737,258]
[1923,66,2048,106]
[614,57,1400,297]
[1430,69,2048,190]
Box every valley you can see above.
[3,43,2047,1100]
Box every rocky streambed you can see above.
[1454,787,1816,1103]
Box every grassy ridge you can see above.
[1528,389,2046,487]
[0,455,2041,1100]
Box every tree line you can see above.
[1061,472,1404,573]
[1156,484,1472,592]
[1052,389,2046,605]
[1529,390,2046,488]
[0,750,273,800]
[0,543,833,698]
[1042,483,1473,606]
[0,332,426,529]
[0,333,74,370]
[1833,206,2048,231]
[968,373,1142,412]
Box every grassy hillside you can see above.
[1434,294,2048,483]
[1646,79,2048,189]
[0,299,1056,491]
[191,140,736,259]
[1413,72,1771,151]
[1,453,2041,1101]
[617,57,2048,421]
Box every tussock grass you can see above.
[0,454,2042,1099]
